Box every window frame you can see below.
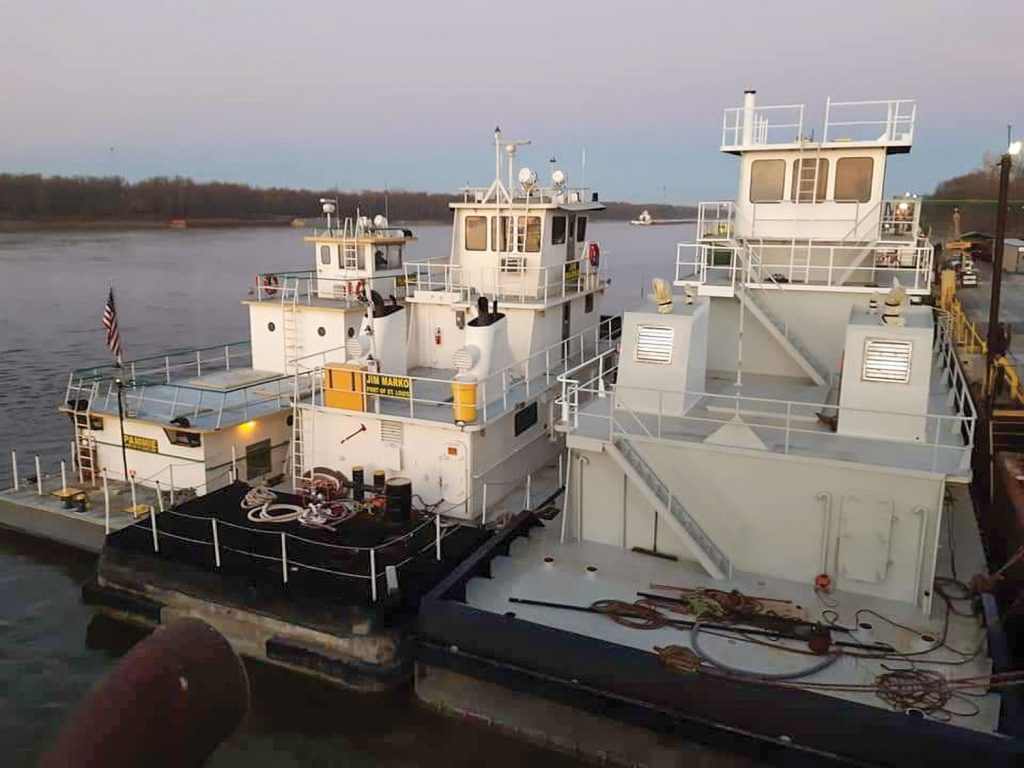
[163,428,202,448]
[834,157,874,203]
[749,159,786,203]
[491,215,512,252]
[319,244,332,265]
[517,215,542,253]
[551,215,567,245]
[464,215,488,252]
[245,439,272,480]
[575,216,588,242]
[790,158,829,203]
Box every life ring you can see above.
[261,274,280,297]
[586,241,600,268]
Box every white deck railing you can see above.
[254,270,411,305]
[290,317,619,425]
[556,314,975,477]
[64,341,294,430]
[404,255,609,305]
[722,98,916,149]
[822,99,916,145]
[676,240,933,293]
[722,103,805,148]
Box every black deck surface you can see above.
[105,482,491,612]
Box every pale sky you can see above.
[2,0,1022,202]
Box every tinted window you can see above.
[491,215,512,252]
[575,216,587,241]
[518,216,541,252]
[246,439,272,480]
[834,157,874,203]
[749,159,785,202]
[320,245,331,264]
[791,158,829,203]
[465,216,487,251]
[551,215,567,245]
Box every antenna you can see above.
[494,127,502,185]
[384,179,389,222]
[581,148,587,189]
[504,136,531,193]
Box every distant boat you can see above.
[290,218,307,228]
[630,208,691,226]
[169,218,187,229]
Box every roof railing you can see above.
[721,98,916,149]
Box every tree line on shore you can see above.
[923,152,1024,237]
[0,173,695,224]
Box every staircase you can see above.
[736,283,829,386]
[606,437,731,579]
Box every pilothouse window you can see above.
[551,215,567,245]
[465,216,487,251]
[492,215,513,252]
[575,216,587,242]
[517,216,541,252]
[320,245,331,265]
[835,157,874,203]
[791,158,829,203]
[749,159,785,202]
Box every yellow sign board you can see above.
[365,373,412,399]
[124,434,159,454]
[563,261,581,282]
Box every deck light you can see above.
[1009,140,1022,156]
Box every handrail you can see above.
[677,239,933,293]
[557,319,976,476]
[72,340,251,383]
[292,316,618,425]
[254,270,412,304]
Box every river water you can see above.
[0,221,693,765]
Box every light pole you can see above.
[985,137,1021,408]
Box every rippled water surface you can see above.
[0,221,693,765]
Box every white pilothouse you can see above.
[61,130,610,525]
[415,93,1015,763]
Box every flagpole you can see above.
[106,280,130,485]
[115,375,129,485]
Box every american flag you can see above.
[102,287,123,364]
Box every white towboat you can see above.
[60,131,615,689]
[415,92,1023,766]
[630,209,654,225]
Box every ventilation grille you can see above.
[862,338,912,383]
[635,325,674,364]
[452,348,473,373]
[380,420,404,446]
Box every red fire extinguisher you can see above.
[434,327,442,345]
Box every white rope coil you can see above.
[241,486,278,509]
[247,502,306,524]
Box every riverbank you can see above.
[0,217,302,232]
